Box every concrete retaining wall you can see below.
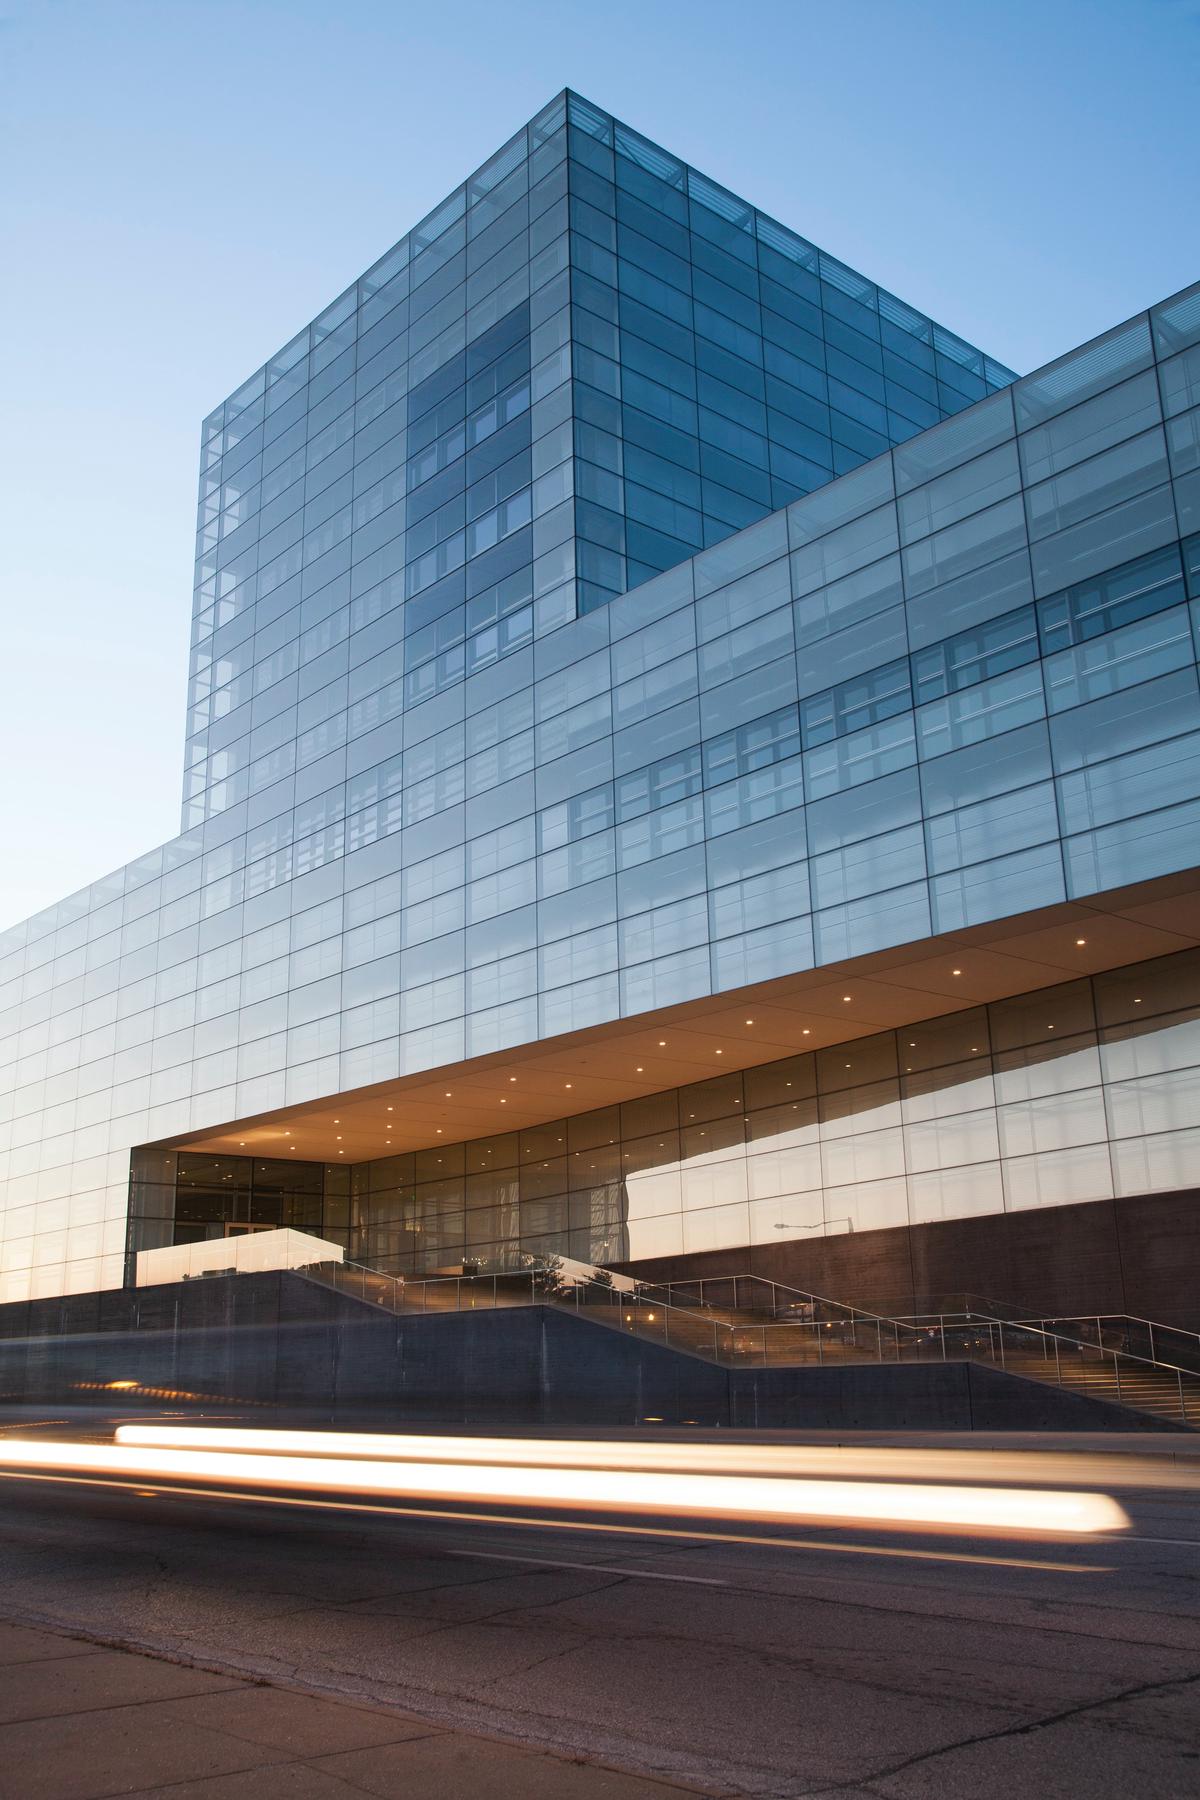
[0,1271,1181,1432]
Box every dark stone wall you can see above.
[0,1271,1177,1432]
[617,1190,1200,1332]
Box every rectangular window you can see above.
[616,746,703,820]
[801,659,912,746]
[1037,542,1185,653]
[703,704,802,786]
[912,605,1039,703]
[1042,605,1194,713]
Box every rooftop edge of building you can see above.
[200,85,1017,444]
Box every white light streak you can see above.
[0,1434,1129,1536]
[112,1425,1159,1494]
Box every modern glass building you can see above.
[2,92,1199,1328]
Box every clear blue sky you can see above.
[1,0,1196,930]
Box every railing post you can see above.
[1179,1369,1186,1424]
[1114,1355,1121,1403]
[1054,1335,1061,1384]
[817,1325,823,1365]
[939,1319,946,1361]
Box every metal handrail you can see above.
[1017,1310,1200,1345]
[1009,1313,1200,1380]
[290,1257,1200,1425]
[647,1274,1200,1382]
[1037,1311,1200,1338]
[636,1271,920,1334]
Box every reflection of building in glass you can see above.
[130,949,1200,1287]
[3,92,1200,1327]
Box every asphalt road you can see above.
[0,1417,1198,1799]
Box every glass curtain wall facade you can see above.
[185,90,1011,833]
[130,948,1200,1277]
[0,92,1198,1305]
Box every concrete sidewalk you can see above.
[0,1619,711,1800]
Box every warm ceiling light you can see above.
[336,1136,342,1141]
[444,1091,452,1097]
[239,1141,245,1146]
[636,1065,643,1072]
[333,1118,340,1123]
[509,1076,517,1082]
[952,968,962,976]
[745,1018,754,1025]
[386,1105,393,1111]
[842,995,851,1002]
[802,1028,810,1036]
[500,1098,506,1104]
[565,1083,573,1089]
[715,1049,723,1055]
[1134,997,1142,1004]
[658,1040,666,1046]
[436,1128,443,1134]
[1076,937,1087,946]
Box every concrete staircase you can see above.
[297,1258,1200,1429]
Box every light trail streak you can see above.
[0,1467,1112,1571]
[112,1424,1190,1492]
[0,1435,1129,1536]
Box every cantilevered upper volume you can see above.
[184,89,1014,831]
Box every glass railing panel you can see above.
[1027,1316,1200,1376]
[663,1312,719,1359]
[939,1319,1001,1365]
[724,1323,766,1366]
[570,1283,627,1316]
[419,1278,462,1313]
[492,1274,535,1308]
[697,1277,742,1315]
[1145,1324,1200,1376]
[626,1305,666,1346]
[465,1278,494,1311]
[658,1279,703,1309]
[760,1324,821,1366]
[888,1323,924,1364]
[997,1323,1056,1376]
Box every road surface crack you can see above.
[791,1665,1200,1798]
